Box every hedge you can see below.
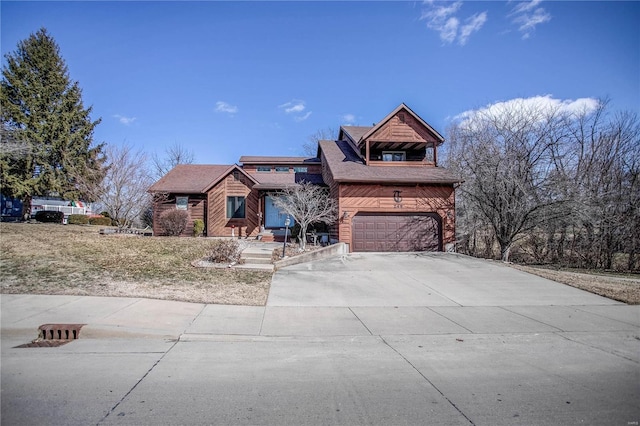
[68,214,89,225]
[89,216,112,226]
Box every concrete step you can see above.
[242,246,276,259]
[241,256,272,265]
[231,263,274,272]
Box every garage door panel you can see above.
[352,214,441,252]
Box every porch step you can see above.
[238,244,278,270]
[241,256,273,265]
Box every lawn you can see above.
[0,222,272,305]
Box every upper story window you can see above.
[382,151,406,162]
[275,166,290,173]
[257,166,271,172]
[293,167,308,173]
[176,196,188,210]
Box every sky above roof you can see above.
[2,1,638,165]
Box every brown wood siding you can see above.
[206,171,258,237]
[367,112,439,144]
[152,194,206,237]
[337,183,455,251]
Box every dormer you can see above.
[339,104,444,167]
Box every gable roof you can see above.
[148,164,257,194]
[348,104,445,147]
[318,140,462,185]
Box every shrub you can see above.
[193,219,204,237]
[34,210,64,223]
[100,211,111,218]
[158,209,189,236]
[89,216,112,226]
[68,214,89,225]
[207,239,241,264]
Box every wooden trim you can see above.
[367,161,435,167]
[365,140,370,166]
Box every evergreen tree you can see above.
[1,28,104,217]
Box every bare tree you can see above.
[446,99,569,262]
[151,142,194,180]
[92,143,153,228]
[302,127,338,157]
[271,181,337,251]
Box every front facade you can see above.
[149,104,461,252]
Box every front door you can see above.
[264,195,294,228]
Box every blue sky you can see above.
[2,1,638,166]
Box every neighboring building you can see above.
[0,195,92,222]
[149,104,462,252]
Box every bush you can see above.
[207,239,242,264]
[193,219,204,237]
[89,216,112,226]
[34,210,64,223]
[158,209,189,236]
[68,214,89,225]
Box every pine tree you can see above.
[1,28,104,217]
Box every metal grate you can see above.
[38,323,84,340]
[14,324,85,348]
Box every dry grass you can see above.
[511,264,640,305]
[0,223,272,305]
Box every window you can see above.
[176,196,188,210]
[275,166,289,173]
[382,151,406,162]
[226,196,245,219]
[293,167,308,173]
[257,166,271,172]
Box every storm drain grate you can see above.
[14,324,85,348]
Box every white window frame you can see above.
[382,151,406,162]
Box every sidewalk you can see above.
[2,292,639,425]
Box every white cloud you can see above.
[279,100,306,114]
[279,100,311,122]
[113,114,136,125]
[459,12,488,46]
[342,114,356,124]
[455,95,600,129]
[510,0,551,39]
[215,101,238,114]
[420,1,487,46]
[294,111,312,122]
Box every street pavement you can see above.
[1,252,639,425]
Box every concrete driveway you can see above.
[268,252,620,306]
[2,253,639,425]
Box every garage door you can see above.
[352,213,441,252]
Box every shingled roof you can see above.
[148,164,256,193]
[318,140,462,185]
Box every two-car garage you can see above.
[351,213,442,252]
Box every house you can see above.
[149,104,462,252]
